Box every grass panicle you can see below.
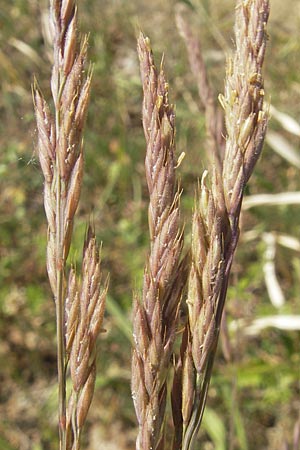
[131,33,185,450]
[66,226,108,450]
[34,1,107,449]
[34,1,270,449]
[171,1,270,449]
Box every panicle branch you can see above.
[220,0,269,217]
[66,226,108,449]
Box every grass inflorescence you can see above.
[31,1,288,450]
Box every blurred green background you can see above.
[0,0,299,449]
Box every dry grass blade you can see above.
[131,33,184,450]
[243,191,300,209]
[176,1,270,449]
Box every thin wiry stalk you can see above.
[293,419,300,450]
[131,33,184,450]
[175,4,224,177]
[33,1,93,448]
[173,1,270,449]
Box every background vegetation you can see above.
[0,0,299,449]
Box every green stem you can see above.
[182,347,217,450]
[56,173,67,450]
[72,393,81,450]
[55,72,67,450]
